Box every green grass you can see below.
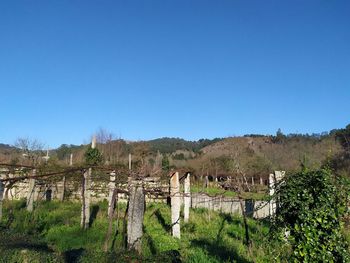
[0,199,282,262]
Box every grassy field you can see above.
[0,200,285,263]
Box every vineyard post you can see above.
[171,171,181,238]
[26,169,36,212]
[184,172,191,223]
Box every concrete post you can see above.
[260,177,263,185]
[269,173,275,216]
[0,181,4,221]
[203,175,209,188]
[154,150,162,170]
[129,154,132,170]
[91,135,96,149]
[269,171,285,216]
[26,169,36,212]
[81,138,94,229]
[274,171,285,182]
[59,154,71,201]
[107,171,116,217]
[184,173,191,223]
[170,172,181,238]
[59,177,66,202]
[127,180,145,253]
[81,169,91,229]
[104,188,118,252]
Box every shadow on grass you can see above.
[0,230,52,253]
[111,224,120,251]
[143,226,157,255]
[89,205,100,227]
[191,239,252,263]
[63,248,85,263]
[150,250,182,263]
[2,241,54,253]
[154,209,171,232]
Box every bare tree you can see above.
[111,139,123,164]
[95,128,125,165]
[132,142,150,168]
[95,128,113,164]
[153,150,162,172]
[15,137,45,166]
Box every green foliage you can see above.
[84,147,103,166]
[162,155,170,171]
[272,168,350,262]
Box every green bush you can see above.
[272,168,350,262]
[84,147,103,166]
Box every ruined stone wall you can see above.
[2,177,269,219]
[191,193,269,219]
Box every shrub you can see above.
[84,147,103,166]
[272,168,350,262]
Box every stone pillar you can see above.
[129,154,132,170]
[45,188,52,201]
[26,169,36,212]
[269,171,285,216]
[170,172,181,238]
[155,150,162,169]
[104,187,118,252]
[64,153,73,200]
[107,171,116,217]
[81,168,91,229]
[58,153,72,201]
[0,181,4,221]
[203,175,209,188]
[260,177,263,185]
[59,176,66,201]
[274,171,285,182]
[81,137,94,229]
[91,135,96,149]
[127,180,145,253]
[184,173,191,223]
[269,173,275,216]
[251,177,254,186]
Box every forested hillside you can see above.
[0,127,348,178]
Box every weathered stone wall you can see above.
[2,178,269,219]
[191,193,269,219]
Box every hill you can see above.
[147,137,223,154]
[0,126,347,177]
[185,134,341,175]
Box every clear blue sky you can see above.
[1,1,349,148]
